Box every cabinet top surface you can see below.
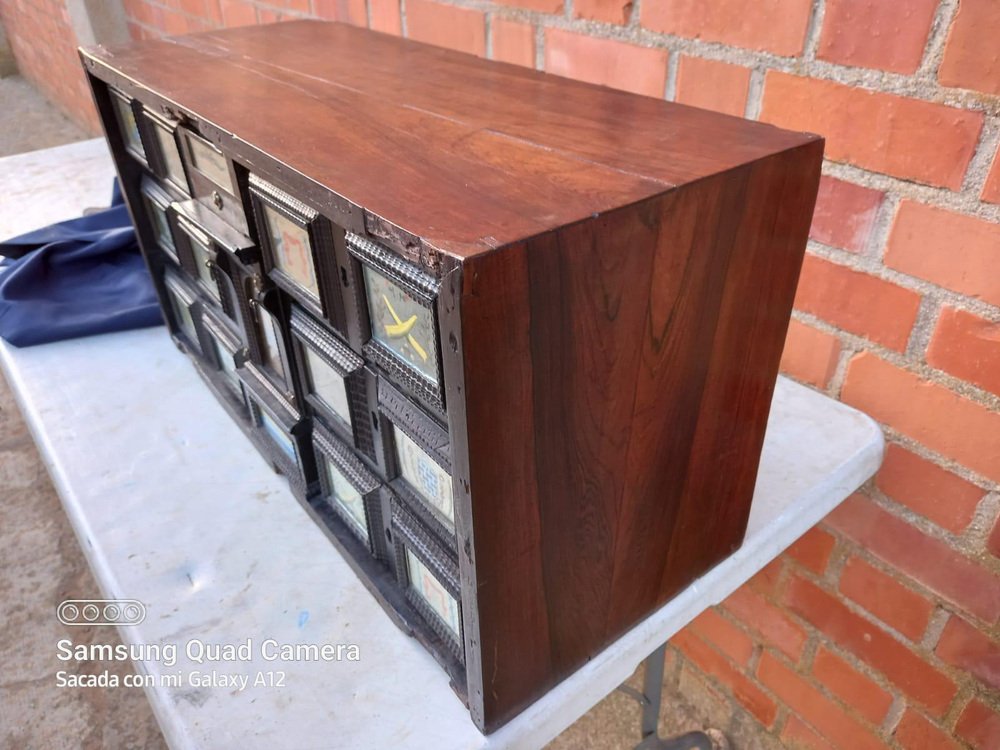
[82,20,819,259]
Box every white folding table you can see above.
[0,139,884,750]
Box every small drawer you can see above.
[109,88,147,166]
[139,177,180,265]
[248,174,346,336]
[200,306,250,416]
[241,372,316,499]
[389,493,463,662]
[161,269,203,357]
[289,305,379,463]
[175,214,225,305]
[311,423,387,558]
[379,378,454,545]
[347,232,445,416]
[177,126,249,234]
[139,107,189,197]
[172,201,256,329]
[239,282,299,410]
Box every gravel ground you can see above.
[0,76,88,159]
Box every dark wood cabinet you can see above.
[81,20,822,733]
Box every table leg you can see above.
[617,643,717,750]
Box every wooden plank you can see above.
[82,33,666,258]
[188,21,813,187]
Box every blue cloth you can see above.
[0,180,163,347]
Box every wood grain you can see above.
[188,22,810,187]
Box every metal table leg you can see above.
[617,643,718,750]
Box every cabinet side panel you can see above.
[604,167,755,631]
[525,212,661,673]
[460,204,664,729]
[462,140,822,730]
[659,140,824,594]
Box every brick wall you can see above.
[0,0,100,131]
[18,0,1000,747]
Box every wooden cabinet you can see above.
[81,20,822,733]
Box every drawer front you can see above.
[389,492,464,663]
[178,126,250,235]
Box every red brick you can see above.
[688,608,754,665]
[641,0,812,56]
[493,0,562,12]
[760,72,983,190]
[748,558,785,598]
[491,18,534,68]
[983,149,1000,204]
[779,320,842,389]
[369,0,402,35]
[784,575,958,715]
[793,255,921,351]
[205,0,224,23]
[939,0,1000,95]
[936,615,1000,691]
[122,0,147,23]
[876,443,984,533]
[839,555,934,641]
[406,0,485,56]
[817,0,937,74]
[126,21,146,40]
[270,0,310,10]
[723,585,808,660]
[671,630,778,726]
[957,699,1000,750]
[314,0,367,25]
[574,0,632,24]
[810,176,883,254]
[128,0,164,27]
[544,29,668,98]
[895,708,963,750]
[161,7,189,33]
[179,0,222,24]
[813,646,892,724]
[757,652,883,750]
[255,9,284,24]
[841,352,1000,483]
[829,494,1000,622]
[786,526,837,574]
[186,15,213,32]
[885,201,1000,308]
[674,56,750,118]
[782,715,837,750]
[927,307,1000,398]
[219,0,257,26]
[989,515,1000,559]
